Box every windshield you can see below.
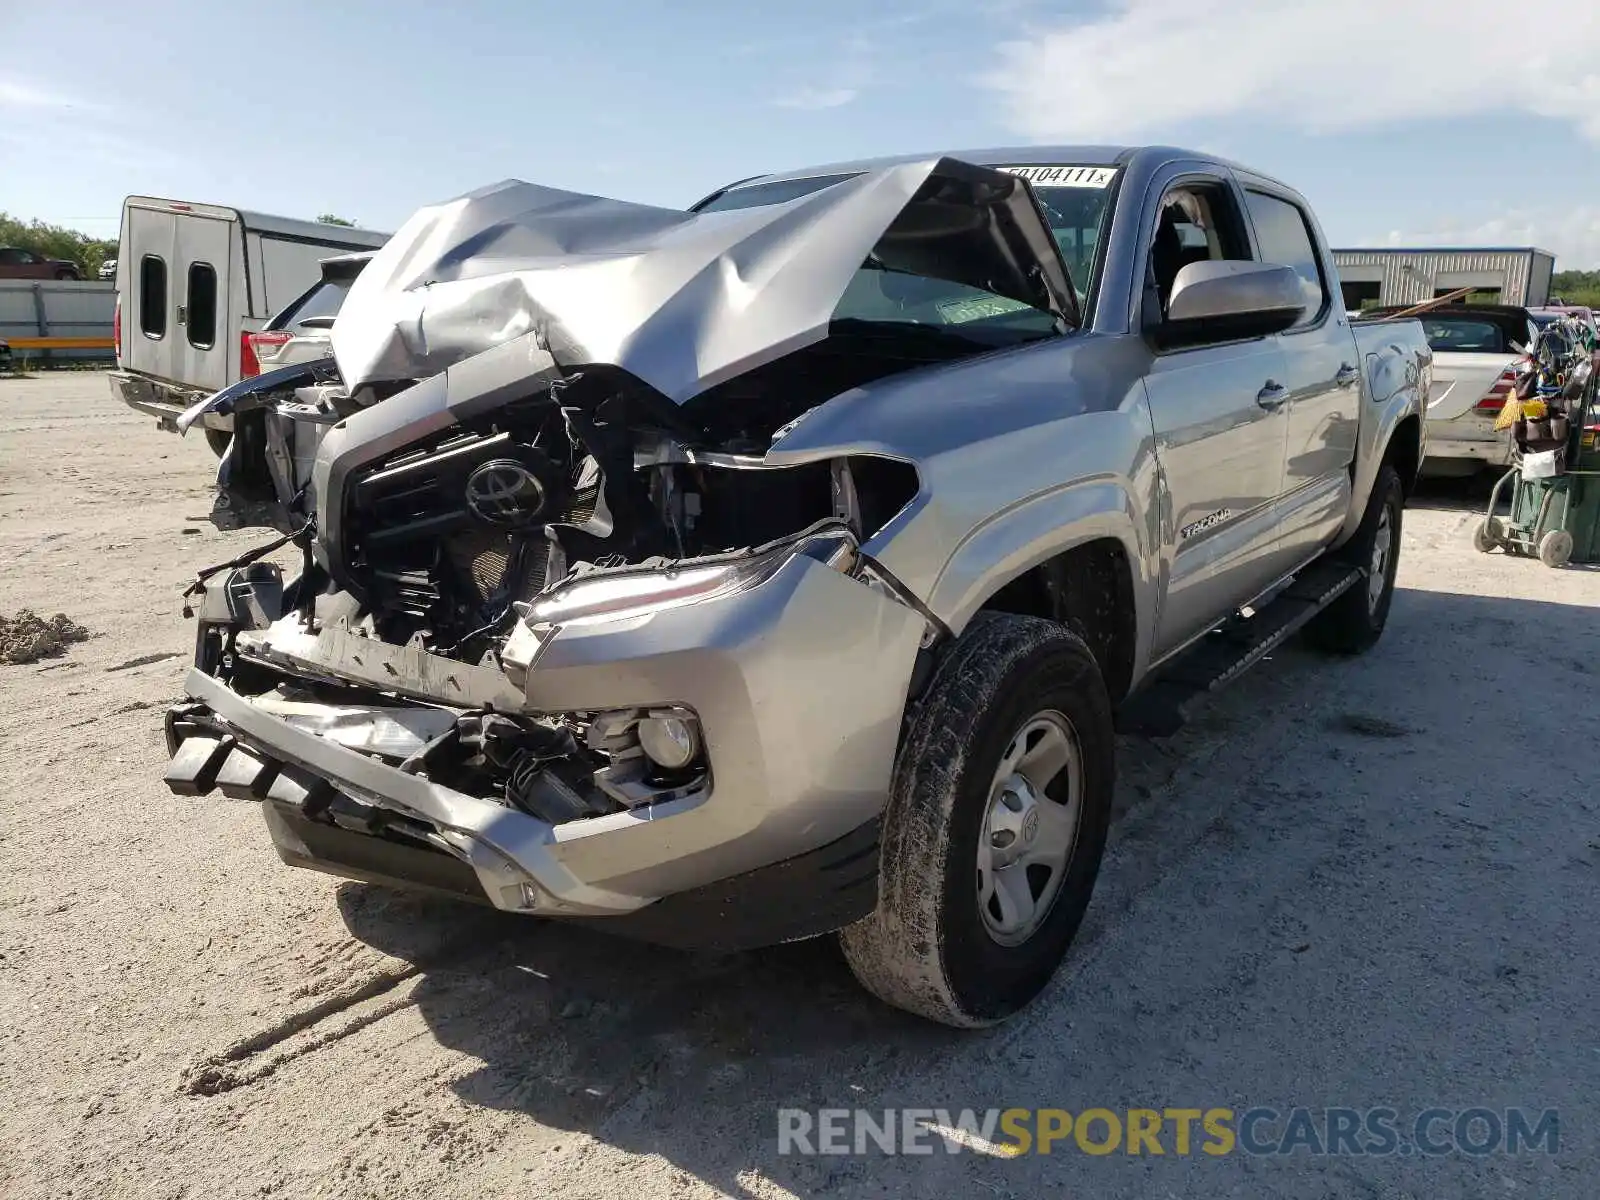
[830,260,1057,341]
[695,161,1117,342]
[995,165,1118,306]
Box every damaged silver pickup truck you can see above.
[162,147,1428,1027]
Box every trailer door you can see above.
[121,205,178,381]
[170,214,234,391]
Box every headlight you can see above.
[527,524,857,629]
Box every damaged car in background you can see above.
[162,148,1428,1028]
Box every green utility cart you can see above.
[1476,367,1600,567]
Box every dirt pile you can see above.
[0,610,91,665]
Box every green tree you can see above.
[1551,269,1600,309]
[316,213,356,227]
[0,212,117,278]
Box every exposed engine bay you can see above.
[321,363,922,660]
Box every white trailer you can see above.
[109,196,388,452]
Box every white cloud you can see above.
[982,0,1600,143]
[774,86,860,110]
[0,75,177,179]
[0,78,78,109]
[1370,207,1600,271]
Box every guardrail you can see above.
[0,279,116,365]
[6,336,115,350]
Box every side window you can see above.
[1147,181,1252,320]
[0,249,24,265]
[186,262,218,348]
[139,255,167,339]
[1244,190,1328,328]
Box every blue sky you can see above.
[5,0,1600,266]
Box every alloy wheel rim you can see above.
[977,710,1084,947]
[1368,507,1393,613]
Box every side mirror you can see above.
[1153,260,1309,349]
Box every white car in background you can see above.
[245,251,373,376]
[198,252,374,527]
[1366,304,1535,476]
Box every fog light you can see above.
[637,714,701,771]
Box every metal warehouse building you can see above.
[1330,247,1555,311]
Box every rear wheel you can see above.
[204,429,232,458]
[1303,464,1403,656]
[1473,517,1503,554]
[840,614,1113,1028]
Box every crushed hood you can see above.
[331,157,1076,404]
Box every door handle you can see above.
[1335,363,1360,388]
[176,305,188,325]
[1256,381,1289,409]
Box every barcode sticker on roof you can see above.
[997,165,1117,189]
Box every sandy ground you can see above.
[1,370,1596,1200]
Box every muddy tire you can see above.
[839,613,1113,1028]
[204,429,232,458]
[1304,464,1403,656]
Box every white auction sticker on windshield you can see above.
[997,165,1116,189]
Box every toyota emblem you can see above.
[464,459,547,527]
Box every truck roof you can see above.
[704,145,1279,196]
[120,195,389,249]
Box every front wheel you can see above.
[840,614,1114,1028]
[1303,464,1403,656]
[1539,529,1573,568]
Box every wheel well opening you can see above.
[1388,415,1422,496]
[980,538,1136,702]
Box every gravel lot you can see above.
[2,371,1596,1199]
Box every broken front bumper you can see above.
[165,548,926,949]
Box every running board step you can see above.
[1115,559,1364,737]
